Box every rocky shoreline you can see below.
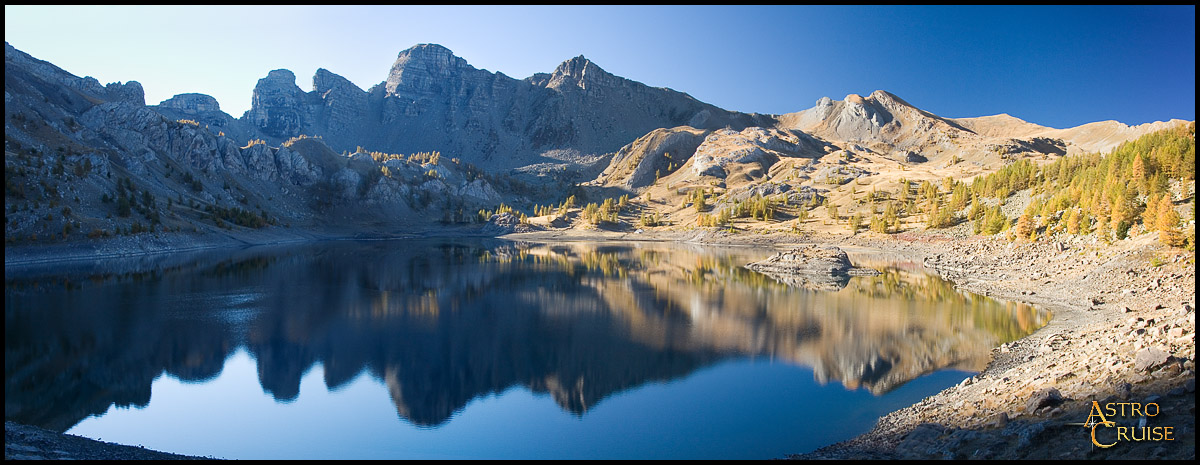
[5,422,210,460]
[789,232,1196,460]
[4,228,1195,460]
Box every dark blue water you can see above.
[4,239,1047,459]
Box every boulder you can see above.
[1025,387,1063,413]
[1133,347,1170,372]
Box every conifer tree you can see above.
[1066,208,1082,235]
[1095,212,1111,243]
[1142,195,1160,232]
[1157,197,1183,246]
[1016,212,1034,240]
[884,201,899,232]
[1131,154,1147,193]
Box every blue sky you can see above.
[4,5,1194,128]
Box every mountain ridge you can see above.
[3,41,1192,256]
[227,43,775,170]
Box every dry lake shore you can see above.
[5,228,1195,460]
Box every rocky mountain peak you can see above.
[868,89,919,112]
[158,93,221,114]
[313,68,363,95]
[250,69,304,106]
[104,81,145,105]
[6,42,144,106]
[554,55,595,75]
[780,89,960,146]
[385,43,472,96]
[249,69,304,103]
[546,55,616,90]
[401,42,455,58]
[263,69,297,84]
[868,89,896,101]
[245,68,308,138]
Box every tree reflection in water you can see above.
[4,239,1047,431]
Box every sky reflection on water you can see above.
[4,239,1047,459]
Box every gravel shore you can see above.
[5,228,1195,460]
[790,231,1196,460]
[5,422,210,460]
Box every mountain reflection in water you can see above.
[4,239,1047,433]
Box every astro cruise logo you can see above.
[1070,401,1175,448]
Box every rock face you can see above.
[3,43,518,245]
[311,68,369,140]
[588,126,711,190]
[153,92,256,144]
[236,44,777,170]
[690,127,825,178]
[158,93,220,113]
[103,81,144,105]
[4,43,144,107]
[586,123,835,198]
[243,69,310,139]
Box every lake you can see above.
[4,238,1048,459]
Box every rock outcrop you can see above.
[243,69,310,139]
[690,127,826,179]
[745,245,859,275]
[158,93,221,113]
[745,246,880,291]
[588,126,711,191]
[152,93,257,144]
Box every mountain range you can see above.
[3,41,1190,257]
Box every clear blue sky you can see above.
[4,5,1194,129]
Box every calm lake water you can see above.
[4,239,1048,459]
